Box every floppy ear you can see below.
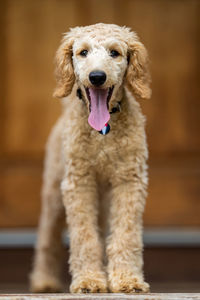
[126,40,151,99]
[53,33,75,98]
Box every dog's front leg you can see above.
[107,175,150,293]
[62,172,107,293]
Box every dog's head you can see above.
[54,23,151,131]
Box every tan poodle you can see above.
[30,23,151,293]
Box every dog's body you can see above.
[30,23,151,293]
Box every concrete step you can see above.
[0,294,200,300]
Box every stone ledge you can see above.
[0,294,200,300]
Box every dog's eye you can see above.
[80,50,88,57]
[110,50,120,58]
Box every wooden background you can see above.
[0,0,199,228]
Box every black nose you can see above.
[89,71,107,86]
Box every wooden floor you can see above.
[0,248,200,294]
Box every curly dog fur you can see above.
[30,23,151,293]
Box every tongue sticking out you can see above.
[88,88,110,131]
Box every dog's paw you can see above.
[30,271,63,293]
[108,271,150,293]
[70,271,108,293]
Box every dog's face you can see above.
[72,36,129,130]
[54,23,151,131]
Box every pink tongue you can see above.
[88,88,110,131]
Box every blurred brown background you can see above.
[0,0,200,229]
[0,0,200,294]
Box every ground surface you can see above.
[0,293,200,300]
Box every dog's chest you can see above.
[87,132,130,176]
[61,104,142,180]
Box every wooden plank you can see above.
[3,0,62,156]
[124,0,200,155]
[0,162,42,227]
[0,0,6,156]
[1,248,200,293]
[0,293,200,300]
[144,158,200,226]
[0,0,200,228]
[0,158,200,228]
[2,0,200,157]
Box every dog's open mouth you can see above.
[86,86,114,131]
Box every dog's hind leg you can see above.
[30,119,65,293]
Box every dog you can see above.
[30,23,151,293]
